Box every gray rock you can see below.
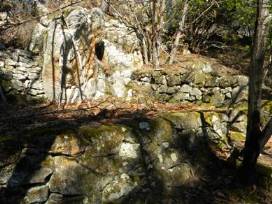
[48,157,86,195]
[180,84,192,93]
[236,75,249,86]
[139,121,151,131]
[0,61,4,67]
[29,23,48,54]
[172,92,190,101]
[211,115,227,138]
[201,63,213,73]
[102,173,137,203]
[29,168,53,184]
[24,185,49,204]
[152,72,167,85]
[211,88,225,106]
[232,86,248,103]
[191,87,202,100]
[193,72,206,86]
[46,193,85,204]
[167,74,181,86]
[119,142,140,159]
[157,85,168,93]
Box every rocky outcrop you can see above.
[1,7,142,103]
[1,104,272,203]
[39,7,142,103]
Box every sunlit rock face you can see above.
[0,6,142,103]
[40,7,142,103]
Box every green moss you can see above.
[233,102,248,113]
[262,100,272,112]
[161,112,201,130]
[79,124,127,156]
[229,131,245,142]
[153,117,173,133]
[79,125,125,139]
[203,112,219,126]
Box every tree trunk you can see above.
[142,36,149,64]
[151,0,160,69]
[240,0,271,185]
[169,0,188,64]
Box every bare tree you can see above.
[169,0,189,64]
[239,0,272,184]
[106,0,166,69]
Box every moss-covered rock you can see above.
[162,112,202,130]
[79,125,126,156]
[49,132,85,156]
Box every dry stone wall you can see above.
[131,62,249,107]
[0,49,44,101]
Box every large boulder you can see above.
[41,7,142,103]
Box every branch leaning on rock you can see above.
[60,14,83,102]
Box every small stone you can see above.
[158,154,163,163]
[167,86,178,94]
[170,153,178,162]
[162,142,169,148]
[191,87,202,100]
[167,74,181,86]
[194,72,206,86]
[157,85,168,93]
[139,121,151,131]
[119,142,139,159]
[226,92,232,98]
[140,77,151,83]
[236,75,249,86]
[180,84,192,93]
[172,92,190,101]
[24,185,49,204]
[202,63,213,73]
[211,88,225,106]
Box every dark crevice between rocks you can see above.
[119,117,166,203]
[95,41,105,61]
[74,160,106,177]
